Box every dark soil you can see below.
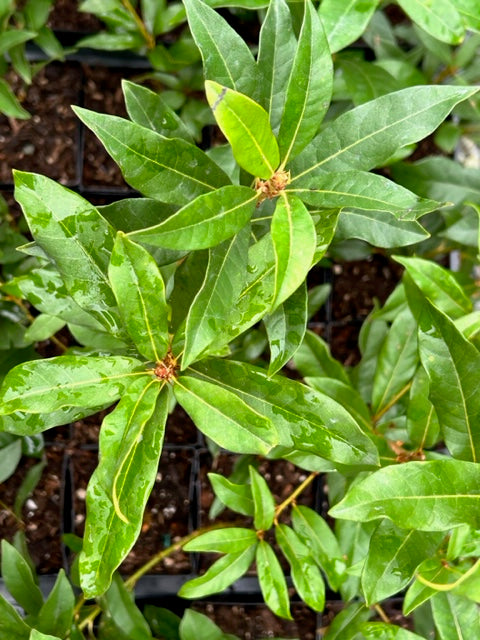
[48,0,103,32]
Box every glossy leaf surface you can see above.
[0,355,141,417]
[80,379,167,597]
[1,540,43,615]
[276,523,325,612]
[431,592,480,640]
[191,359,379,469]
[397,0,464,43]
[416,298,480,461]
[184,0,259,97]
[271,194,316,307]
[174,375,277,455]
[109,233,169,362]
[294,330,350,385]
[208,473,254,516]
[183,527,257,553]
[101,574,152,640]
[37,570,75,638]
[178,545,256,598]
[256,540,292,619]
[277,0,332,164]
[182,225,249,368]
[14,171,122,335]
[290,86,479,181]
[129,186,256,250]
[250,466,275,531]
[319,0,379,53]
[335,210,430,248]
[406,367,440,450]
[330,460,480,530]
[73,107,230,205]
[206,81,279,179]
[359,622,425,639]
[0,595,30,640]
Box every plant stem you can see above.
[274,471,318,524]
[76,520,243,630]
[121,0,156,50]
[372,382,412,426]
[374,603,391,624]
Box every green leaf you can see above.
[397,0,464,44]
[359,622,425,639]
[415,297,480,462]
[290,86,479,182]
[37,570,74,638]
[182,225,249,369]
[98,198,178,234]
[184,0,259,98]
[0,29,37,55]
[13,171,122,335]
[184,527,257,553]
[406,367,440,450]
[322,602,370,640]
[319,0,379,53]
[205,81,279,179]
[264,283,308,376]
[72,107,230,205]
[276,523,325,612]
[249,466,275,530]
[391,156,480,207]
[329,459,480,531]
[29,631,63,640]
[1,540,44,615]
[0,77,30,119]
[143,605,181,640]
[208,473,254,516]
[277,0,332,164]
[404,557,454,613]
[178,544,256,598]
[256,540,291,619]
[174,375,277,455]
[271,194,316,307]
[101,574,152,640]
[14,458,47,518]
[338,58,400,105]
[79,380,167,597]
[294,330,350,385]
[290,171,441,219]
[431,592,480,640]
[108,233,169,362]
[361,520,442,605]
[23,315,65,343]
[0,355,141,419]
[354,313,389,404]
[122,80,193,142]
[292,504,346,591]
[395,256,472,319]
[257,0,297,133]
[335,210,430,248]
[129,186,256,250]
[371,307,418,417]
[455,0,480,31]
[179,610,235,640]
[0,439,22,483]
[191,358,379,469]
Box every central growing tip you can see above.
[255,169,290,204]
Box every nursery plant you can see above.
[1,0,480,637]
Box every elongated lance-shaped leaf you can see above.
[322,601,371,640]
[257,539,292,619]
[257,0,297,133]
[415,296,480,461]
[37,570,75,638]
[73,107,230,205]
[276,523,325,612]
[361,520,442,605]
[455,0,480,31]
[0,404,114,437]
[406,366,441,450]
[335,209,430,249]
[432,592,480,639]
[338,57,400,106]
[182,225,249,369]
[101,574,153,640]
[108,233,169,362]
[190,358,379,469]
[395,256,472,319]
[174,375,277,455]
[1,540,44,616]
[129,186,257,250]
[178,544,257,598]
[208,473,254,516]
[13,171,123,336]
[206,81,279,179]
[290,86,479,184]
[0,355,141,418]
[397,0,464,44]
[271,193,316,308]
[289,170,441,219]
[319,0,379,53]
[80,378,167,597]
[183,0,259,98]
[183,527,258,553]
[0,592,31,639]
[264,282,307,376]
[360,622,426,640]
[277,0,332,165]
[249,466,275,531]
[122,79,194,142]
[329,459,480,531]
[30,631,63,640]
[371,307,418,417]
